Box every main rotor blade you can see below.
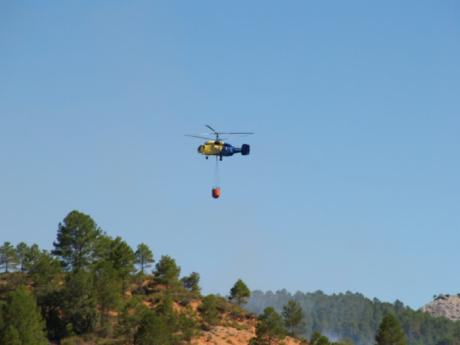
[185,135,213,140]
[205,124,217,133]
[216,132,254,135]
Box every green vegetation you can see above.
[0,286,48,345]
[23,243,42,271]
[135,293,198,345]
[249,304,350,345]
[52,210,101,272]
[282,299,305,336]
[375,314,408,345]
[0,210,255,344]
[135,243,154,274]
[199,294,220,326]
[230,279,251,306]
[311,332,334,345]
[247,290,460,345]
[1,209,457,345]
[310,331,354,345]
[99,235,136,293]
[0,241,18,273]
[134,310,171,345]
[181,272,201,295]
[154,255,181,286]
[116,296,148,343]
[251,307,286,345]
[15,242,29,272]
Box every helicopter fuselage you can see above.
[197,140,250,158]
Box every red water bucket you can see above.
[212,187,221,199]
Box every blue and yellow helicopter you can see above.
[186,125,253,161]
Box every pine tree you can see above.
[156,293,175,324]
[375,314,408,345]
[199,295,219,326]
[1,326,21,345]
[38,289,67,341]
[0,241,18,272]
[282,299,305,336]
[254,307,286,345]
[135,243,154,274]
[117,297,148,344]
[28,250,62,294]
[104,236,135,293]
[154,255,181,286]
[62,270,98,334]
[93,260,122,332]
[15,242,29,272]
[181,272,201,294]
[52,210,101,271]
[229,279,251,306]
[23,243,42,271]
[134,310,172,345]
[310,331,331,345]
[0,286,48,345]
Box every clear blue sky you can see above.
[1,1,459,309]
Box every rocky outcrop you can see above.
[421,294,460,321]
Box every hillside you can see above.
[421,294,460,321]
[1,210,458,345]
[246,290,460,345]
[0,210,310,345]
[0,271,306,345]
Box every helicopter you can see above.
[186,125,254,161]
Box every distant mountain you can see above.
[245,289,460,345]
[421,294,460,321]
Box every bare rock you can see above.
[421,294,460,321]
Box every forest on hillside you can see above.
[0,209,457,345]
[0,210,353,345]
[0,210,206,344]
[246,290,460,345]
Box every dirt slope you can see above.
[192,324,304,345]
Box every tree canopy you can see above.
[246,290,460,345]
[375,314,408,345]
[282,299,305,336]
[97,236,136,292]
[229,279,251,306]
[52,210,101,271]
[15,242,29,272]
[0,241,18,273]
[154,255,181,286]
[0,286,48,345]
[0,211,206,344]
[181,272,201,294]
[134,310,172,345]
[199,294,220,326]
[253,307,286,345]
[2,209,457,345]
[135,243,154,274]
